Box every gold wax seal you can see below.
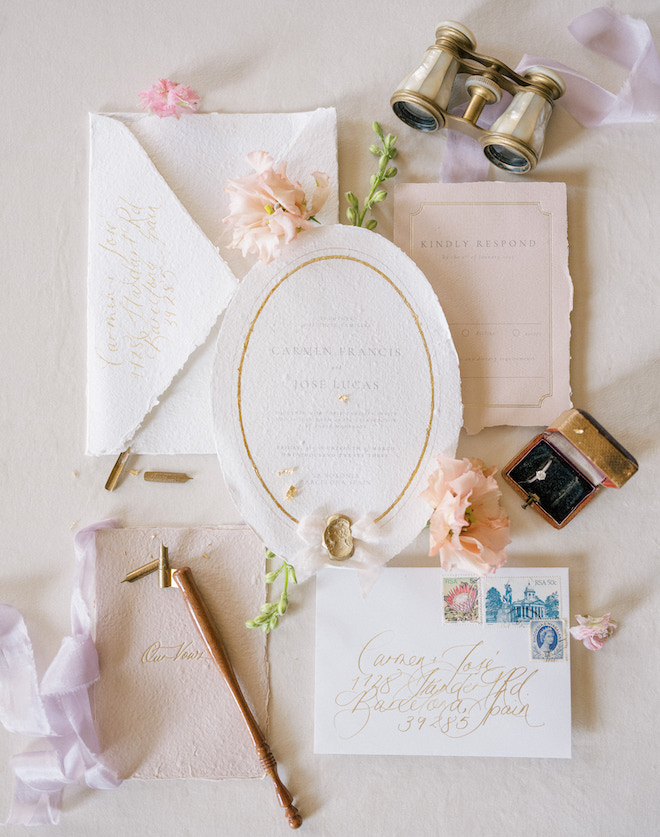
[323,514,354,561]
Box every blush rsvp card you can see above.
[315,567,571,758]
[394,182,573,434]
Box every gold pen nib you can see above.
[144,471,193,483]
[120,557,159,583]
[105,448,131,491]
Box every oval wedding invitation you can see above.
[212,225,462,572]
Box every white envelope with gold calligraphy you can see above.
[86,109,338,455]
[315,567,571,758]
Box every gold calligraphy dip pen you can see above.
[123,545,302,829]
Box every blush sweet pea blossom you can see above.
[569,613,617,650]
[420,455,511,575]
[223,151,330,263]
[139,79,200,118]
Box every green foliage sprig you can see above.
[345,122,398,230]
[245,551,297,634]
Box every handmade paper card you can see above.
[212,225,462,578]
[315,567,571,758]
[87,109,338,455]
[92,525,268,780]
[394,182,572,434]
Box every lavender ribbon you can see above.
[440,6,660,182]
[0,520,121,825]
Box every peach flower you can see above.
[139,79,200,118]
[420,455,511,575]
[569,613,617,650]
[223,151,330,263]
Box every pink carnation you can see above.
[420,455,511,575]
[223,151,330,264]
[569,613,617,650]
[139,78,200,119]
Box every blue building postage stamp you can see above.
[443,576,480,622]
[484,575,562,624]
[530,619,568,661]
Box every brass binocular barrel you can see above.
[391,21,565,173]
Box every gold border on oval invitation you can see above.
[236,254,435,524]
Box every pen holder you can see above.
[391,20,565,174]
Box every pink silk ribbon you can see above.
[440,6,660,182]
[0,520,121,825]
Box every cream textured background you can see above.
[0,1,658,835]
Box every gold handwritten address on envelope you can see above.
[335,633,538,739]
[314,568,571,758]
[95,198,178,377]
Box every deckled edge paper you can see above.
[86,108,339,455]
[86,114,239,455]
[212,224,462,577]
[91,525,268,780]
[394,181,572,434]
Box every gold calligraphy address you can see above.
[236,254,435,524]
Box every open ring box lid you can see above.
[503,408,638,528]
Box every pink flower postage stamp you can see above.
[443,576,480,623]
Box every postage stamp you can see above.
[530,619,568,661]
[443,576,480,622]
[484,575,562,624]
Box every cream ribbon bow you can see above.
[294,513,387,594]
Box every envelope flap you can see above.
[115,109,339,278]
[86,115,238,455]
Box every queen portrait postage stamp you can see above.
[443,576,480,622]
[530,619,568,661]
